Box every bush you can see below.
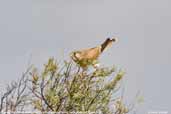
[0,58,136,114]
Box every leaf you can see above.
[137,95,144,104]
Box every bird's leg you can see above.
[80,67,88,79]
[77,66,81,74]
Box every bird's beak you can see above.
[70,52,73,57]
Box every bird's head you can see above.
[70,51,81,62]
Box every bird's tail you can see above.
[101,38,116,52]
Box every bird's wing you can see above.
[79,46,101,60]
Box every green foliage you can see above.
[1,57,138,114]
[29,58,127,113]
[74,58,99,68]
[42,58,58,78]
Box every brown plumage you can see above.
[70,38,117,69]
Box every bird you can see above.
[70,37,117,70]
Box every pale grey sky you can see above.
[0,0,171,113]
